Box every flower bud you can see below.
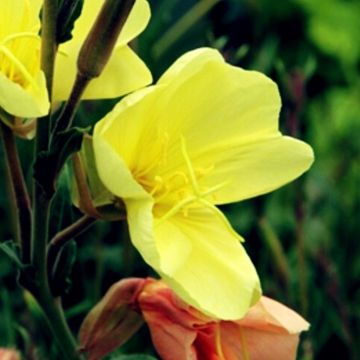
[79,278,146,360]
[77,0,135,79]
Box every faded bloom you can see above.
[138,279,310,360]
[54,0,152,101]
[0,0,49,117]
[93,48,314,319]
[0,348,21,360]
[80,278,309,360]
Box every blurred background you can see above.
[1,0,360,358]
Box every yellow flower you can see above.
[0,0,49,118]
[93,48,314,320]
[53,0,152,101]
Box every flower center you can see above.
[155,136,229,223]
[134,134,230,223]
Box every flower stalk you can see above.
[29,1,80,359]
[0,121,32,263]
[48,215,97,257]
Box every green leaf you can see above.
[0,241,23,268]
[56,0,84,44]
[33,127,87,197]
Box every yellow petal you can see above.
[118,0,151,46]
[92,127,148,200]
[125,201,261,320]
[196,135,314,204]
[0,71,49,118]
[1,0,40,31]
[126,198,160,269]
[54,44,152,101]
[93,84,165,170]
[158,47,223,86]
[84,46,152,100]
[69,0,150,45]
[54,0,151,101]
[142,48,313,203]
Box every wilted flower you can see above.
[53,0,152,101]
[80,278,309,360]
[0,348,21,360]
[93,48,314,319]
[0,0,49,117]
[138,279,310,360]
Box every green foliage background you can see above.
[1,0,360,359]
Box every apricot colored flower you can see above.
[79,278,146,360]
[53,0,152,101]
[80,278,309,360]
[0,0,49,117]
[93,48,314,319]
[138,279,310,360]
[0,348,21,360]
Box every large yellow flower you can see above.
[0,0,49,118]
[53,0,152,101]
[93,48,314,320]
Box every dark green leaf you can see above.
[0,241,22,268]
[56,0,84,44]
[33,127,87,197]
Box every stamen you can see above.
[1,32,40,46]
[202,180,230,197]
[239,327,250,360]
[0,45,38,89]
[166,171,189,186]
[156,136,231,225]
[149,176,164,196]
[180,135,200,195]
[156,195,197,225]
[215,324,226,360]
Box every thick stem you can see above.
[35,284,80,360]
[0,122,32,263]
[29,1,80,359]
[32,0,58,283]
